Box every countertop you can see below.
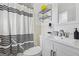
[40,34,79,50]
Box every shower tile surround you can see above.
[0,4,34,56]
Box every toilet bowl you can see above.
[23,46,42,56]
[17,39,42,56]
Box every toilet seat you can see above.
[23,46,42,56]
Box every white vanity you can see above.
[40,34,79,56]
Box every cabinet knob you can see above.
[53,51,56,56]
[50,50,53,56]
[50,50,56,56]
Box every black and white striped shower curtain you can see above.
[0,3,34,56]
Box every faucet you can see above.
[58,30,69,38]
[59,30,65,37]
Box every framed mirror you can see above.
[58,3,76,24]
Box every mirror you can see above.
[58,3,76,24]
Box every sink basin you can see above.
[54,36,75,44]
[48,36,79,49]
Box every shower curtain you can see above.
[0,3,34,56]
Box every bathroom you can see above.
[1,2,79,56]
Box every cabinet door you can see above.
[61,44,79,56]
[54,42,79,56]
[54,42,63,56]
[42,38,53,56]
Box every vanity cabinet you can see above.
[53,42,63,56]
[41,36,79,56]
[54,42,79,56]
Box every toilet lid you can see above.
[23,46,41,56]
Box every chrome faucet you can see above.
[59,30,65,37]
[58,30,69,38]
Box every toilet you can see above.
[17,46,42,56]
[23,46,42,56]
[23,38,42,56]
[17,38,42,56]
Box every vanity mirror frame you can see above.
[58,3,78,25]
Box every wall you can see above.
[33,4,42,46]
[52,3,58,25]
[33,3,52,46]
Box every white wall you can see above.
[33,3,42,46]
[33,3,52,46]
[52,3,58,25]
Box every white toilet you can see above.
[17,46,42,56]
[23,46,42,56]
[17,38,42,56]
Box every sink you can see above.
[49,36,79,49]
[54,36,75,44]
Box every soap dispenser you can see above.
[74,28,79,39]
